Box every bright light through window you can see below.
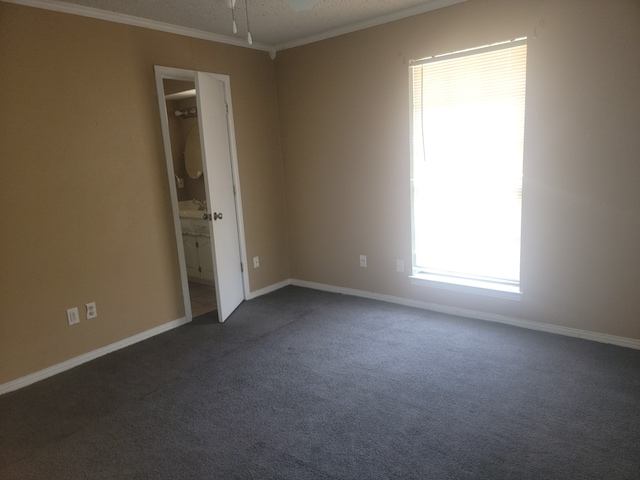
[410,39,527,292]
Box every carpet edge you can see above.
[290,279,640,350]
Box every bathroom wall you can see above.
[165,92,206,203]
[175,100,206,203]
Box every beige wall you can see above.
[0,2,289,384]
[276,0,640,339]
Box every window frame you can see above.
[408,39,527,302]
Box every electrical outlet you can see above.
[360,255,367,268]
[253,256,260,268]
[86,302,97,319]
[177,178,184,188]
[67,307,80,326]
[396,259,404,272]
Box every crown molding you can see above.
[2,0,275,53]
[274,0,467,51]
[4,0,466,55]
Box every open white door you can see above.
[196,72,245,322]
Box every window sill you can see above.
[410,273,521,301]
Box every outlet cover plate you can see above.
[86,302,97,319]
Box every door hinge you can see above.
[225,104,229,114]
[198,266,202,273]
[240,262,244,272]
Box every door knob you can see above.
[213,212,223,220]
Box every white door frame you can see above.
[154,65,250,321]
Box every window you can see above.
[409,39,527,299]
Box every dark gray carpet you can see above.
[1,286,639,479]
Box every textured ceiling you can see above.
[27,0,466,50]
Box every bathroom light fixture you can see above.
[174,107,197,118]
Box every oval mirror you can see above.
[185,127,203,179]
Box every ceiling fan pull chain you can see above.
[245,0,253,45]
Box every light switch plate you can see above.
[67,307,80,326]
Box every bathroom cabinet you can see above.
[180,218,214,285]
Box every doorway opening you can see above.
[155,66,249,323]
[163,80,216,318]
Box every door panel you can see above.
[195,73,244,322]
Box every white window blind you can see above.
[410,40,527,289]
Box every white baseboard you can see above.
[246,279,292,300]
[0,316,190,396]
[290,279,640,350]
[4,278,639,396]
